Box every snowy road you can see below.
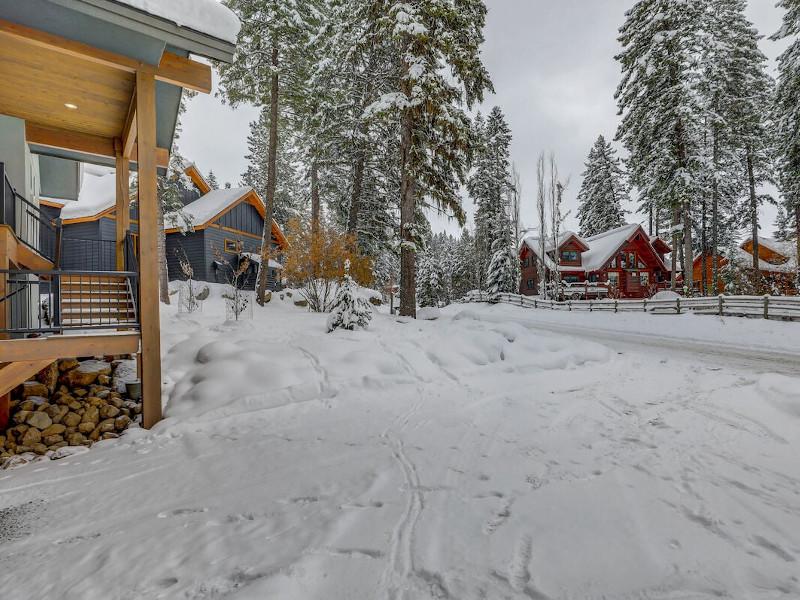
[1,296,800,599]
[475,305,800,376]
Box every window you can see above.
[224,238,241,253]
[620,253,627,269]
[640,272,649,287]
[638,258,647,269]
[610,256,618,268]
[589,273,598,283]
[563,275,580,283]
[522,257,530,268]
[628,252,636,268]
[562,250,579,262]
[608,272,620,288]
[526,279,535,290]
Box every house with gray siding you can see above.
[44,164,287,290]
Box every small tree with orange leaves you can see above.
[283,217,372,312]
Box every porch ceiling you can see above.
[0,35,135,139]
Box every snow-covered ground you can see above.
[2,289,800,599]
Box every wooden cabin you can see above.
[0,0,239,429]
[691,238,797,296]
[519,224,672,299]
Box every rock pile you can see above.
[1,357,141,468]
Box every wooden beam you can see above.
[0,333,141,362]
[0,360,53,398]
[115,147,131,271]
[27,123,169,168]
[136,70,162,429]
[0,393,8,430]
[0,18,212,93]
[122,93,138,159]
[130,145,170,170]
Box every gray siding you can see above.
[60,220,107,270]
[204,227,280,291]
[166,230,206,282]
[216,202,263,238]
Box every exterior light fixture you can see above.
[64,103,78,110]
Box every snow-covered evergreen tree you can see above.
[416,248,441,308]
[486,210,518,294]
[206,170,219,190]
[576,135,628,237]
[772,0,800,277]
[616,0,707,289]
[366,0,493,318]
[326,259,373,332]
[218,0,321,304]
[468,107,513,291]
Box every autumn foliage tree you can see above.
[283,217,372,312]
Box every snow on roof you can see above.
[243,253,284,270]
[167,186,252,227]
[60,170,118,220]
[734,247,796,274]
[747,237,793,259]
[113,0,241,44]
[580,223,642,272]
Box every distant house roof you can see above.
[736,237,796,273]
[56,168,120,223]
[520,223,670,273]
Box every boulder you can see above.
[114,415,131,431]
[32,444,48,456]
[66,433,86,446]
[41,424,66,437]
[294,299,308,307]
[100,405,120,419]
[20,428,41,448]
[42,435,64,446]
[18,399,36,412]
[81,406,100,425]
[35,362,59,393]
[20,382,49,398]
[52,406,69,424]
[12,411,32,425]
[77,423,96,435]
[62,413,81,428]
[59,360,111,388]
[26,412,52,431]
[58,359,79,372]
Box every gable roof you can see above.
[164,186,288,250]
[57,168,120,223]
[521,223,670,274]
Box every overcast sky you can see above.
[180,0,788,237]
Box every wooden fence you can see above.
[462,291,800,321]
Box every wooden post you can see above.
[135,71,162,429]
[115,145,131,271]
[0,252,8,341]
[763,295,769,320]
[718,294,723,316]
[676,297,681,315]
[0,393,9,430]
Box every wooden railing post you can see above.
[614,299,618,313]
[676,297,681,315]
[764,295,769,320]
[718,294,724,316]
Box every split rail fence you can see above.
[462,291,800,321]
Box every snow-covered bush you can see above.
[326,260,372,332]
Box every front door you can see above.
[627,271,641,296]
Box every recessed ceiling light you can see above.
[64,103,78,110]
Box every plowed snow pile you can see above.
[1,291,799,599]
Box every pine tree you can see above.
[468,107,513,291]
[327,259,373,331]
[206,170,219,190]
[218,0,321,305]
[576,135,628,237]
[367,0,493,318]
[616,0,707,291]
[772,0,800,280]
[486,209,517,295]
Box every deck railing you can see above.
[462,291,800,321]
[59,237,117,271]
[0,162,59,263]
[0,269,140,335]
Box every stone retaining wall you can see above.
[1,357,142,469]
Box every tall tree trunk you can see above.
[701,194,707,296]
[747,151,760,291]
[683,202,692,294]
[157,196,169,304]
[348,145,365,235]
[648,204,653,237]
[712,130,720,293]
[310,159,320,237]
[796,198,800,287]
[671,205,679,291]
[399,107,416,317]
[256,44,279,306]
